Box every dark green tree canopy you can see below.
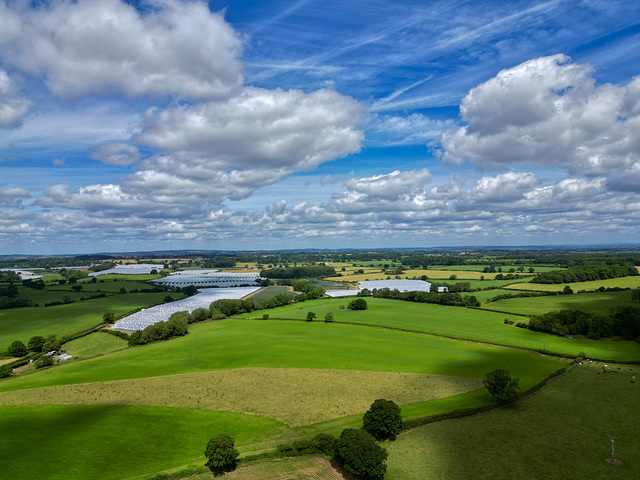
[363,398,402,440]
[28,335,46,353]
[204,433,239,476]
[333,428,387,480]
[348,298,368,310]
[8,340,27,357]
[483,369,520,404]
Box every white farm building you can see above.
[153,270,262,288]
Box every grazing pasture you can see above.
[384,364,640,480]
[483,289,636,316]
[0,319,559,394]
[0,405,286,480]
[63,332,128,358]
[0,292,174,348]
[241,298,640,361]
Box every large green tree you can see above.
[28,335,46,353]
[363,398,402,440]
[8,340,27,357]
[333,429,387,480]
[204,433,239,476]
[483,369,520,404]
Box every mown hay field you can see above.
[241,298,640,361]
[384,363,640,480]
[0,367,481,426]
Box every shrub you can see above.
[306,311,316,322]
[504,318,514,325]
[333,429,387,480]
[363,398,402,440]
[35,355,54,369]
[324,312,334,323]
[347,298,368,311]
[0,364,11,378]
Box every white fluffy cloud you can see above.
[438,54,640,182]
[0,0,243,100]
[0,69,32,127]
[136,87,364,173]
[345,169,432,198]
[0,186,30,207]
[40,86,364,214]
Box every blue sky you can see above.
[1,0,640,254]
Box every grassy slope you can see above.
[483,289,636,316]
[0,405,286,480]
[385,364,640,480]
[0,292,173,347]
[240,298,640,361]
[0,319,558,394]
[64,332,128,358]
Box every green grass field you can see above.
[506,275,640,292]
[64,332,128,358]
[427,265,563,273]
[384,364,640,480]
[240,298,640,361]
[248,286,294,303]
[0,319,559,394]
[482,289,636,316]
[0,292,176,348]
[0,405,287,480]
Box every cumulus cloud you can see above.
[89,143,141,167]
[135,87,364,173]
[0,0,243,100]
[345,169,432,199]
[0,69,32,128]
[0,186,30,207]
[438,54,640,180]
[41,87,363,215]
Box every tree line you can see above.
[530,264,638,284]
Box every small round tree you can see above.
[8,340,27,357]
[363,398,402,440]
[28,335,46,353]
[306,311,316,322]
[103,312,115,323]
[324,312,334,323]
[333,428,387,480]
[204,433,239,476]
[483,369,520,404]
[347,298,368,311]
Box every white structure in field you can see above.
[112,286,260,331]
[89,264,164,276]
[153,270,261,288]
[325,279,447,297]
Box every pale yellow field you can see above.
[0,367,482,427]
[327,268,501,281]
